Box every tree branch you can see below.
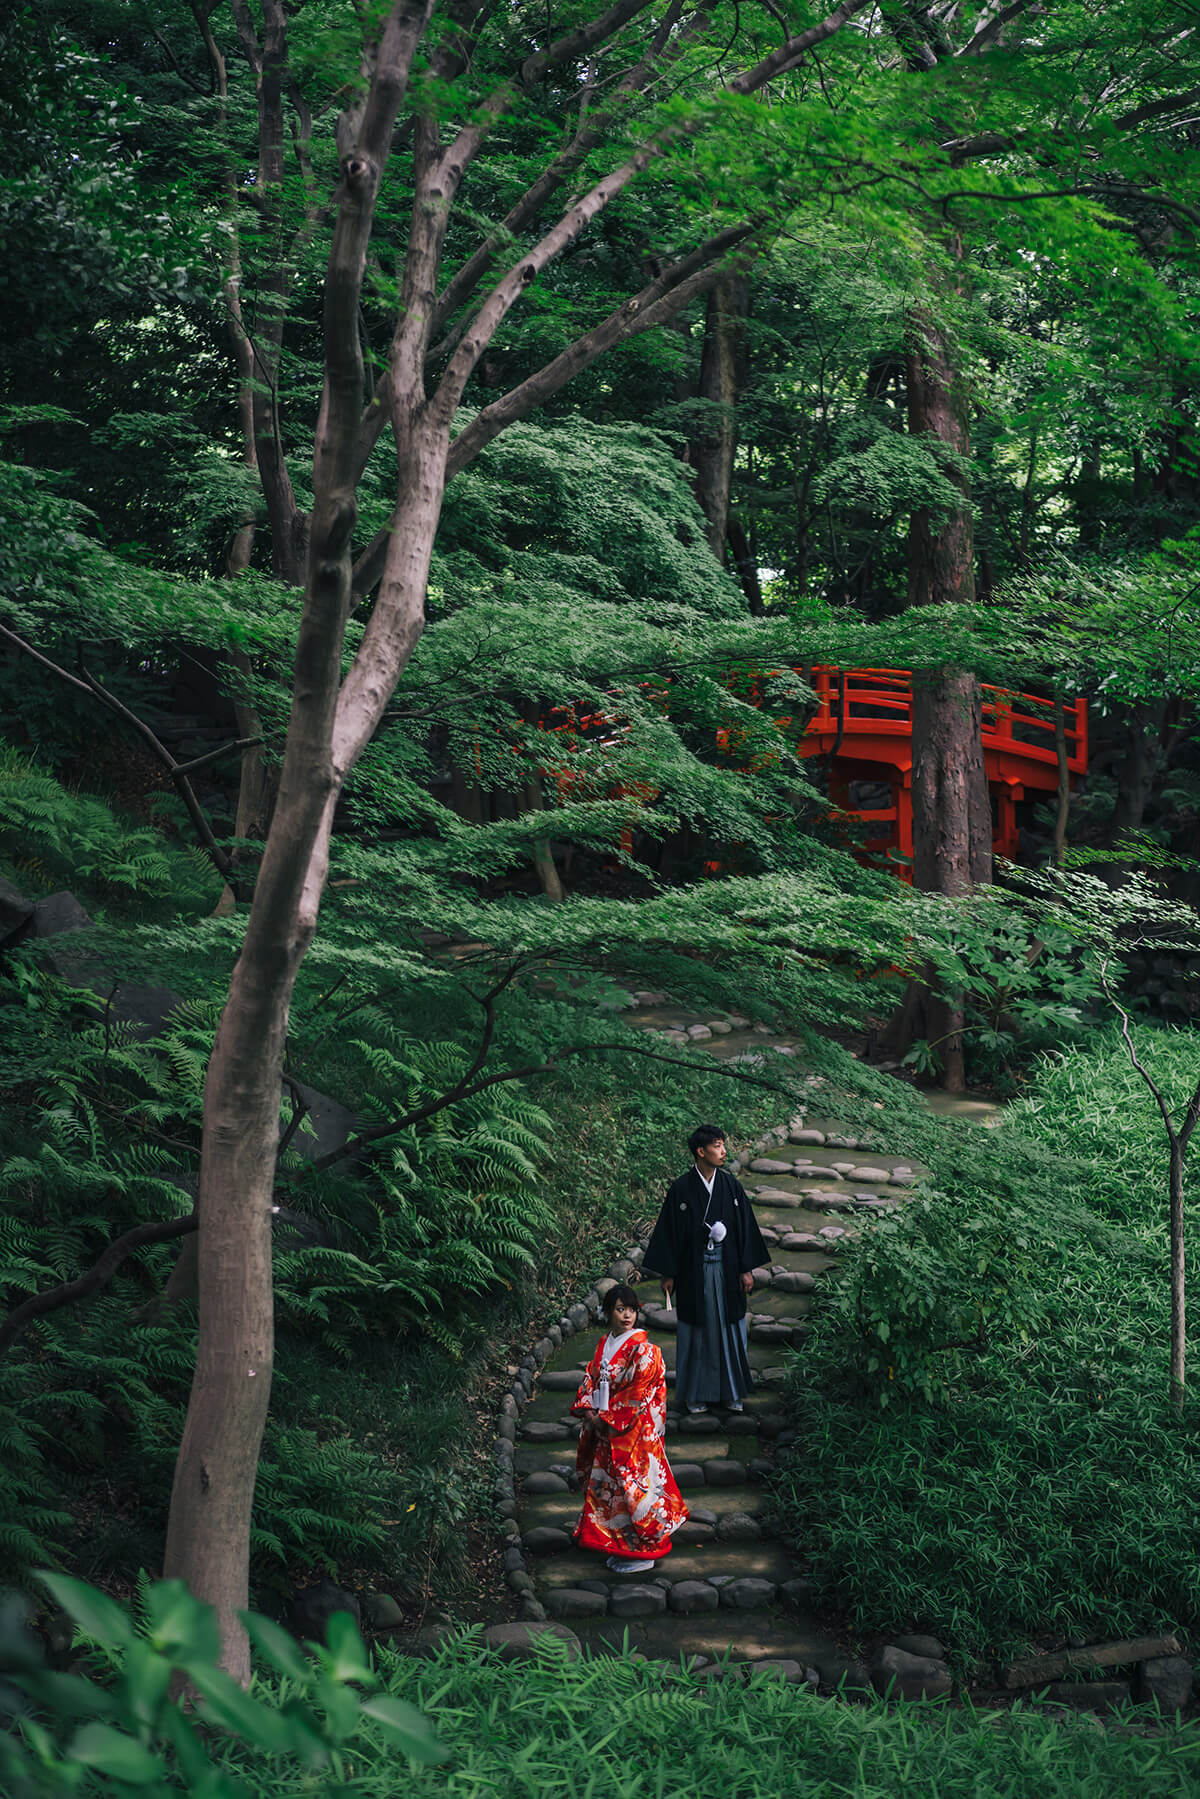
[956,0,1032,58]
[1101,959,1178,1143]
[0,1214,197,1360]
[0,624,234,881]
[444,228,756,479]
[315,1031,805,1171]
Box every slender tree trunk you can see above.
[726,514,764,612]
[910,670,989,1089]
[1169,1136,1186,1412]
[1112,703,1162,840]
[164,391,450,1679]
[1054,695,1070,866]
[690,271,750,561]
[522,770,565,901]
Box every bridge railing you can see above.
[807,667,1087,773]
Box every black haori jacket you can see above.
[643,1165,769,1328]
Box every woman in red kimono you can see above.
[571,1284,688,1571]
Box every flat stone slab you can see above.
[539,1370,586,1390]
[609,1585,667,1617]
[545,1588,608,1619]
[720,1578,778,1610]
[668,1581,721,1614]
[703,1459,748,1486]
[521,1472,570,1495]
[749,1159,794,1173]
[746,1660,807,1684]
[772,1270,815,1293]
[670,1462,707,1488]
[523,1526,574,1555]
[873,1646,952,1700]
[717,1513,762,1541]
[521,1421,573,1442]
[1042,1680,1131,1714]
[749,1323,799,1345]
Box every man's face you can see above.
[694,1136,727,1172]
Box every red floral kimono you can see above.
[570,1329,688,1561]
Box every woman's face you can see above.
[609,1298,638,1332]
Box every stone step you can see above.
[520,1485,764,1531]
[749,1150,917,1184]
[533,1539,796,1590]
[554,1610,833,1667]
[517,1381,794,1432]
[537,1335,804,1386]
[514,1430,778,1477]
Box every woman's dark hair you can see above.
[688,1123,726,1155]
[601,1283,640,1319]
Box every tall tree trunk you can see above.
[162,417,447,1681]
[1169,1136,1186,1412]
[1112,702,1162,840]
[690,271,750,561]
[904,296,990,1091]
[522,769,565,901]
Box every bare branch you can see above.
[0,624,234,881]
[445,229,755,477]
[1101,958,1178,1143]
[428,0,694,344]
[956,0,1033,58]
[317,1029,804,1170]
[173,736,264,779]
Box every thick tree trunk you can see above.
[902,299,989,1090]
[1112,702,1162,840]
[690,272,750,561]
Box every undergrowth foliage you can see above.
[0,949,555,1587]
[767,1028,1200,1662]
[6,1584,1200,1799]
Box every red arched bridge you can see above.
[536,667,1087,874]
[796,667,1088,873]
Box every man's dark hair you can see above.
[601,1283,640,1319]
[688,1123,726,1156]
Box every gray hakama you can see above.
[674,1242,753,1409]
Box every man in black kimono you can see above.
[643,1123,768,1414]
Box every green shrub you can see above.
[0,1574,444,1795]
[768,1025,1200,1661]
[6,1577,1200,1799]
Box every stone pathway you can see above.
[493,994,937,1682]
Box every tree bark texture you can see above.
[690,271,750,561]
[1169,1137,1186,1412]
[1112,702,1162,840]
[904,301,989,1090]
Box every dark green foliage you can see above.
[7,1588,1200,1798]
[0,1575,444,1794]
[769,1027,1200,1660]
